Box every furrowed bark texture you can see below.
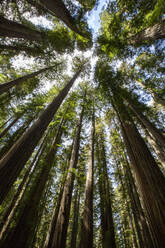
[146,133,165,170]
[127,99,165,150]
[130,19,165,45]
[115,100,165,247]
[0,69,82,205]
[124,158,154,248]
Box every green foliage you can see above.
[0,1,165,247]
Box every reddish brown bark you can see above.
[124,157,154,248]
[130,20,165,45]
[127,99,165,150]
[115,100,165,247]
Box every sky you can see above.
[87,0,107,38]
[12,1,108,91]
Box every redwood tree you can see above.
[50,99,85,248]
[0,68,83,204]
[80,106,95,248]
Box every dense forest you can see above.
[0,0,165,247]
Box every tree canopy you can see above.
[0,0,164,247]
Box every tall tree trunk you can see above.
[0,114,22,139]
[114,99,165,247]
[96,131,116,248]
[129,19,165,45]
[25,0,53,15]
[70,188,80,248]
[0,66,55,95]
[126,99,165,149]
[51,102,85,248]
[0,16,42,41]
[135,117,165,171]
[38,0,84,36]
[44,157,70,248]
[146,132,165,170]
[0,117,64,248]
[111,119,154,248]
[0,68,82,205]
[0,44,43,55]
[123,155,154,248]
[80,107,95,248]
[0,117,33,159]
[114,158,137,248]
[0,136,46,241]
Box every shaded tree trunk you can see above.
[0,16,42,41]
[123,156,154,248]
[51,102,85,248]
[114,99,165,247]
[96,130,116,248]
[25,0,53,15]
[0,68,82,205]
[127,99,165,150]
[134,116,165,171]
[0,117,64,248]
[111,117,154,248]
[44,157,70,248]
[129,19,165,45]
[0,44,43,56]
[146,133,165,170]
[0,66,55,95]
[114,158,137,248]
[0,117,33,159]
[80,107,95,248]
[38,0,84,36]
[0,136,46,240]
[43,187,63,248]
